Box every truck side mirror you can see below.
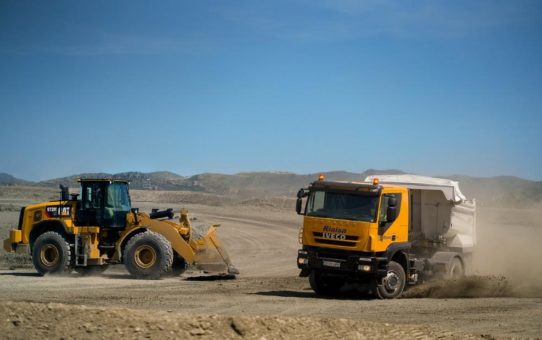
[296,198,304,215]
[297,188,308,199]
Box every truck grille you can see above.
[312,232,358,247]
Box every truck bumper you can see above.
[297,248,388,279]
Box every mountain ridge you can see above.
[1,170,540,207]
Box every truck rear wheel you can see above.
[124,231,173,279]
[309,271,344,295]
[447,257,464,279]
[373,261,406,299]
[32,231,72,275]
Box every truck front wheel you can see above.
[309,271,344,295]
[124,231,173,279]
[373,261,406,299]
[32,231,72,275]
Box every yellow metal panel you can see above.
[302,216,373,252]
[370,187,409,252]
[144,221,196,263]
[10,229,22,243]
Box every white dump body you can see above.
[365,174,476,252]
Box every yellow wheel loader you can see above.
[3,179,238,279]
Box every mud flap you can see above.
[193,227,239,277]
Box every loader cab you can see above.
[76,179,132,229]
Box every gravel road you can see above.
[1,207,542,339]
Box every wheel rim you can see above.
[450,262,463,279]
[382,271,401,293]
[134,245,157,269]
[40,244,60,267]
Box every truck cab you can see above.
[296,174,476,299]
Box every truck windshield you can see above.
[306,190,378,222]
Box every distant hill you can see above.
[179,169,405,197]
[1,170,541,207]
[0,173,31,186]
[39,171,186,190]
[448,175,542,207]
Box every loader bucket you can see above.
[193,226,239,276]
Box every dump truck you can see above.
[3,179,238,279]
[296,174,476,298]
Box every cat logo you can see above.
[46,206,71,218]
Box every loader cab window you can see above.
[77,182,106,227]
[106,182,131,212]
[83,183,103,210]
[77,181,130,229]
[103,182,130,229]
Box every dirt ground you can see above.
[1,187,541,339]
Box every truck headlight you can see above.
[358,264,371,272]
[298,258,308,265]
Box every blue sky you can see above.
[1,0,541,181]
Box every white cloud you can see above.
[217,0,541,42]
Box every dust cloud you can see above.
[404,203,542,298]
[403,276,511,298]
[472,204,542,297]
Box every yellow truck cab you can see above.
[296,174,476,299]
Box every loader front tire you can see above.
[170,255,187,276]
[124,231,173,279]
[32,231,72,275]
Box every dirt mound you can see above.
[402,276,511,298]
[1,301,482,339]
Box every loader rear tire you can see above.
[124,231,173,280]
[32,231,72,276]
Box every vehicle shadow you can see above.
[185,274,236,281]
[100,273,135,280]
[252,289,374,300]
[0,271,41,277]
